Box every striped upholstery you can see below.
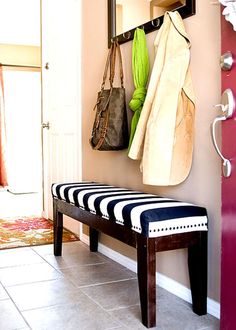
[52,182,208,238]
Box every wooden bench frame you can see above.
[53,197,207,328]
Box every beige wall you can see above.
[0,44,40,68]
[82,0,221,302]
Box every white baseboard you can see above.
[80,233,220,319]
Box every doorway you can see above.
[0,0,42,218]
[0,68,42,218]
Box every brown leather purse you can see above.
[90,41,128,151]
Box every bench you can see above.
[52,181,208,328]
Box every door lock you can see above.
[220,51,234,71]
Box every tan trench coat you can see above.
[128,11,195,186]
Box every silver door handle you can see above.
[211,115,231,177]
[211,89,235,178]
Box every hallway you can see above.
[0,189,42,218]
[0,241,219,330]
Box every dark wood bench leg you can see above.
[137,235,156,328]
[89,227,99,252]
[188,231,208,315]
[53,198,63,256]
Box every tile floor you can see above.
[0,241,219,330]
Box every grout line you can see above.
[2,286,33,330]
[75,277,138,289]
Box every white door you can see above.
[41,0,82,220]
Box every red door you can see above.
[221,10,236,330]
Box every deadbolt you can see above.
[220,51,234,71]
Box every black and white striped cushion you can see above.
[51,182,208,238]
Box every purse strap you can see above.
[116,42,124,88]
[101,42,115,90]
[101,41,124,90]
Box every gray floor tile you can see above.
[59,241,93,255]
[109,301,220,330]
[0,299,29,330]
[0,247,44,268]
[153,303,220,330]
[0,262,63,287]
[31,243,54,256]
[33,241,99,257]
[43,245,108,269]
[109,305,146,330]
[6,277,80,311]
[22,291,122,330]
[81,278,140,310]
[165,314,215,329]
[32,241,84,256]
[62,261,136,287]
[156,286,190,313]
[0,242,219,330]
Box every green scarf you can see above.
[128,28,149,151]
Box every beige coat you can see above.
[128,11,195,186]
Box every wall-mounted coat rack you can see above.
[108,0,196,48]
